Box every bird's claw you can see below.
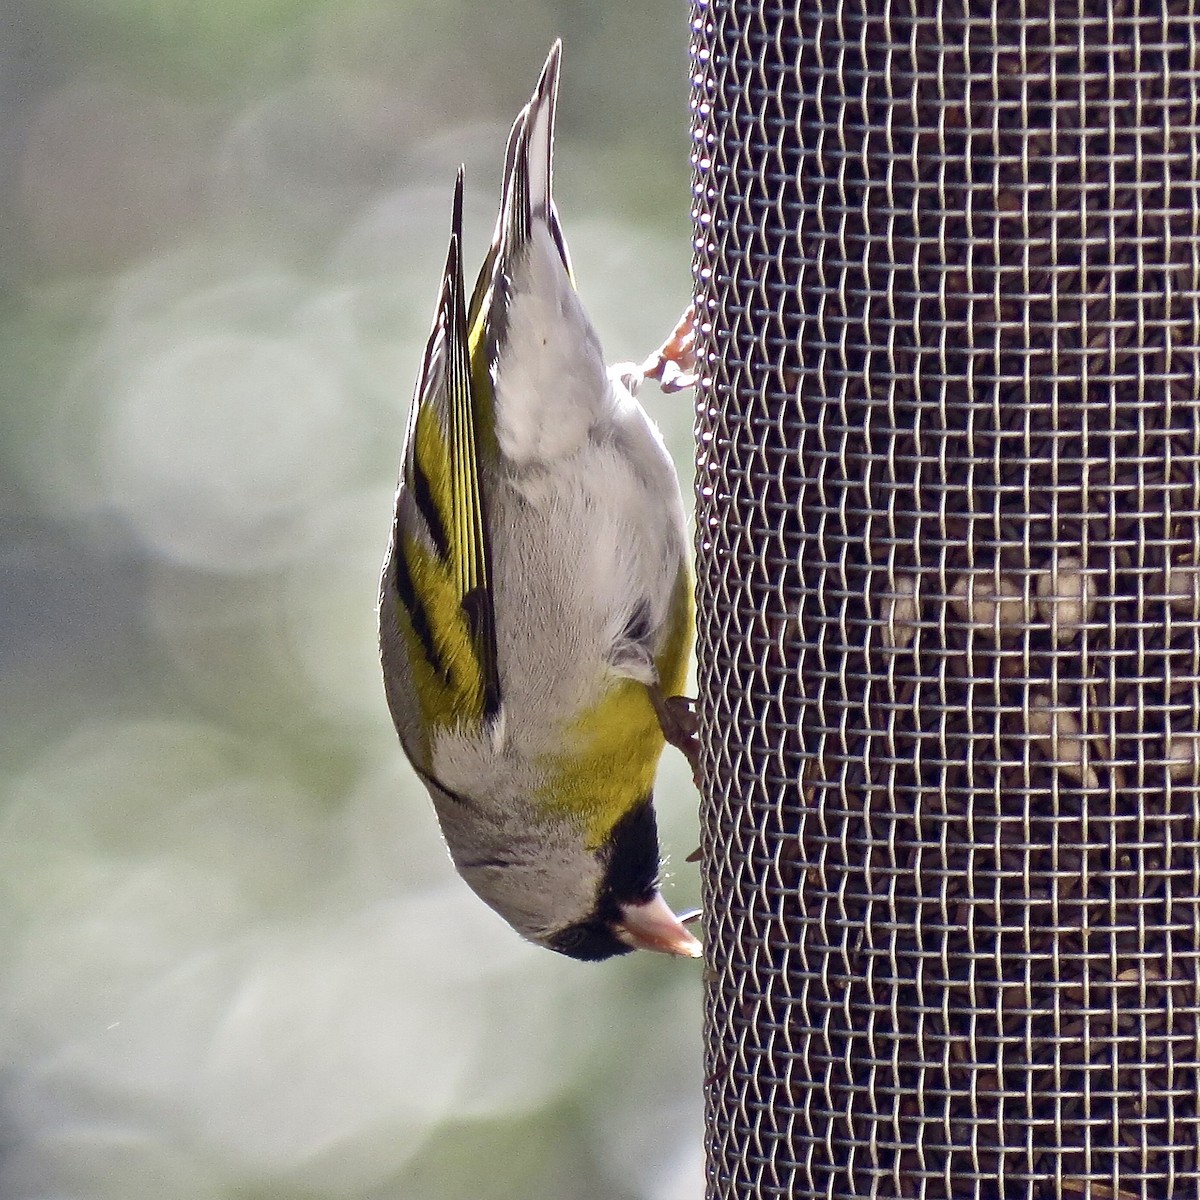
[639,304,698,394]
[650,686,701,786]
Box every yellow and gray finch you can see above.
[379,43,702,962]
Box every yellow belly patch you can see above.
[537,568,695,850]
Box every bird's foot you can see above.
[650,686,701,786]
[640,304,698,394]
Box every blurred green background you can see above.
[0,1,703,1197]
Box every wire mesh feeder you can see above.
[689,3,1200,1199]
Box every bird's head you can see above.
[438,786,702,962]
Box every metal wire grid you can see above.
[690,3,1200,1198]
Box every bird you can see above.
[378,41,702,962]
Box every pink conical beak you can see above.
[617,893,703,958]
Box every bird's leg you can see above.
[639,304,697,394]
[649,683,701,786]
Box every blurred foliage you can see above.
[0,1,703,1198]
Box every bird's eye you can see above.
[545,920,632,961]
[554,925,587,951]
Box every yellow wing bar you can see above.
[395,172,500,730]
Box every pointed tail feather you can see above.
[468,41,572,338]
[524,39,560,222]
[468,114,524,329]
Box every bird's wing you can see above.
[391,170,501,735]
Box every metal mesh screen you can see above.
[690,3,1200,1198]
